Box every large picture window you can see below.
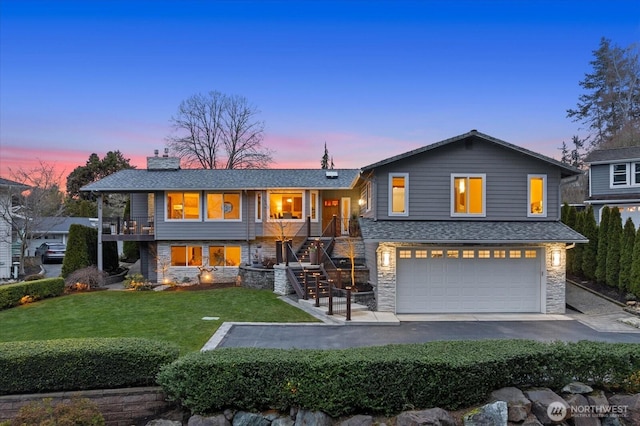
[451,174,485,216]
[166,192,200,220]
[209,246,241,267]
[206,192,241,220]
[528,175,547,217]
[170,245,202,266]
[389,173,408,216]
[269,191,303,220]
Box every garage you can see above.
[396,247,542,313]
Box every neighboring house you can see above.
[0,177,29,279]
[82,130,586,315]
[357,130,586,314]
[25,217,98,256]
[81,153,360,282]
[584,146,640,227]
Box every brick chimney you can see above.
[147,148,180,170]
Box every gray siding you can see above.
[372,139,562,221]
[589,163,640,196]
[130,193,150,218]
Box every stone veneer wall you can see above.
[375,242,567,314]
[238,265,275,290]
[273,264,292,295]
[0,387,173,426]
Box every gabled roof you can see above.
[361,130,581,178]
[81,168,361,193]
[584,146,640,164]
[0,177,29,190]
[29,217,97,233]
[359,218,588,244]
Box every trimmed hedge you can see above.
[0,338,180,395]
[157,340,640,416]
[0,278,65,311]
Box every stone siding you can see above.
[238,265,275,290]
[544,243,567,314]
[0,387,173,426]
[273,264,292,295]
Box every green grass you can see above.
[0,288,318,354]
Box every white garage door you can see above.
[396,247,542,313]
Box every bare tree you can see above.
[167,91,273,169]
[0,161,65,274]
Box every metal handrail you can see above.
[105,216,154,235]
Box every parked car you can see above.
[35,242,66,264]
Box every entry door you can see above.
[322,199,340,233]
[341,197,351,235]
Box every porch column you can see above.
[97,194,103,271]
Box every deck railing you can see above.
[105,216,155,235]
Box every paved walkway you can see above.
[203,282,640,350]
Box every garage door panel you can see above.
[396,247,542,314]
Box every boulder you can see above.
[146,421,182,426]
[272,417,295,426]
[233,411,270,426]
[562,382,594,395]
[587,390,610,409]
[463,401,507,426]
[490,386,531,422]
[294,410,332,426]
[395,408,457,426]
[608,393,640,425]
[564,394,600,426]
[189,414,232,426]
[518,413,543,426]
[338,414,374,426]
[524,388,570,424]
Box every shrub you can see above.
[157,340,640,416]
[0,338,180,394]
[620,218,636,292]
[595,206,610,283]
[7,397,104,426]
[0,278,65,311]
[606,208,622,288]
[62,225,119,277]
[581,205,598,280]
[64,266,108,292]
[123,273,153,290]
[24,273,45,281]
[122,241,140,262]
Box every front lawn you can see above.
[0,287,318,354]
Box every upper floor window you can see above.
[166,192,200,220]
[389,173,408,216]
[206,192,241,221]
[269,191,304,220]
[610,163,640,187]
[451,174,485,216]
[528,175,547,217]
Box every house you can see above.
[25,217,99,257]
[81,153,361,282]
[0,177,29,279]
[584,146,640,227]
[356,130,586,314]
[82,130,586,315]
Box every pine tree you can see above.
[630,227,640,298]
[571,211,585,276]
[605,208,622,287]
[619,218,636,292]
[595,206,610,283]
[321,142,329,169]
[561,203,570,224]
[581,205,598,280]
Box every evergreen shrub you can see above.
[0,338,180,394]
[0,278,65,310]
[157,340,640,417]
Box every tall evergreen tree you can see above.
[561,203,570,224]
[605,208,622,287]
[619,218,636,292]
[595,207,610,283]
[321,142,330,169]
[630,227,640,298]
[581,205,598,280]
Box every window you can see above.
[171,245,202,266]
[462,250,474,258]
[310,191,318,221]
[478,250,490,258]
[389,173,408,216]
[447,250,459,258]
[451,174,485,216]
[528,175,547,217]
[166,192,200,220]
[361,181,372,212]
[431,250,443,258]
[255,192,262,222]
[525,250,537,258]
[399,250,412,258]
[612,163,629,186]
[206,192,241,220]
[415,250,427,258]
[635,164,640,185]
[494,250,506,258]
[509,250,522,258]
[269,191,303,220]
[209,246,241,267]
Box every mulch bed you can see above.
[162,282,238,291]
[568,274,634,305]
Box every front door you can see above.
[322,199,340,235]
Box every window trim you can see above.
[165,191,201,221]
[170,245,203,267]
[610,163,630,187]
[310,191,318,222]
[527,174,547,218]
[450,174,486,217]
[208,245,242,267]
[267,190,306,222]
[205,191,242,222]
[388,173,409,217]
[255,192,262,223]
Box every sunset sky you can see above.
[1,0,638,187]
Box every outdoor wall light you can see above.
[358,198,365,206]
[382,251,391,267]
[551,249,561,267]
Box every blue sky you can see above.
[1,0,638,181]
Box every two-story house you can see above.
[584,146,640,227]
[83,130,586,315]
[82,154,360,282]
[0,177,29,279]
[357,130,586,314]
